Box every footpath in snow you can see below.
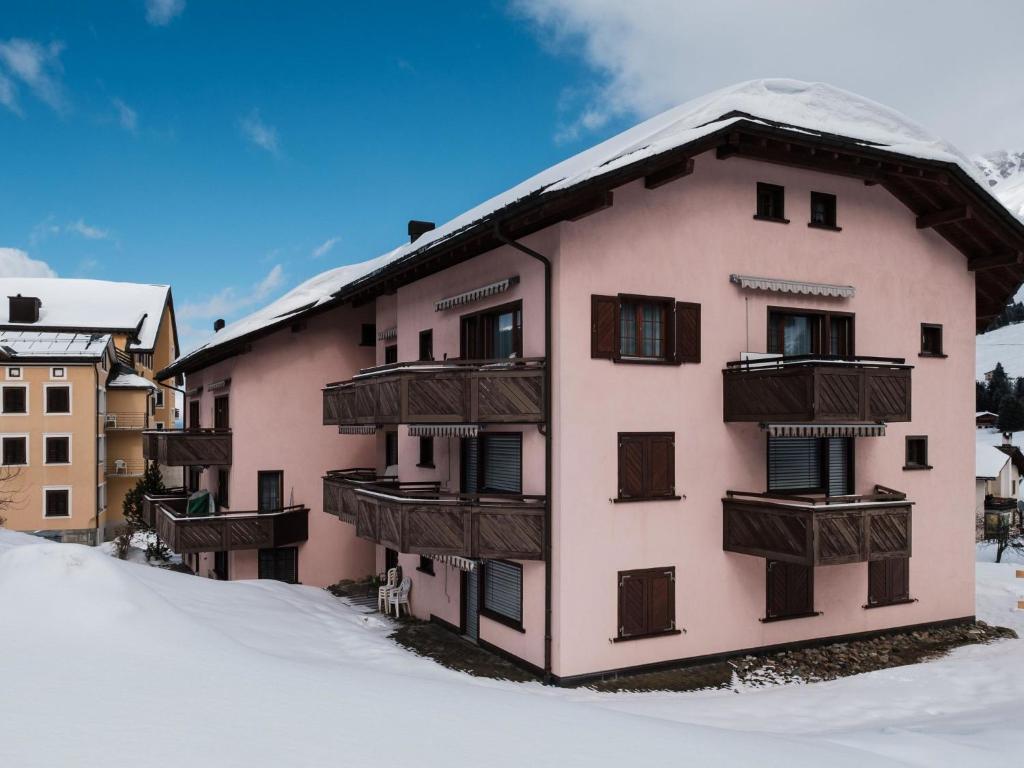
[0,529,1021,768]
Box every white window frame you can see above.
[50,366,66,379]
[43,383,72,416]
[42,486,72,519]
[42,433,72,466]
[155,422,165,430]
[154,388,165,408]
[1,384,29,415]
[0,433,29,466]
[97,483,107,513]
[5,366,22,380]
[97,434,106,466]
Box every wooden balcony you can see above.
[323,468,546,560]
[143,491,308,554]
[142,429,232,466]
[323,358,545,428]
[722,355,912,423]
[723,486,912,566]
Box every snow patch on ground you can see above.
[1,529,1022,767]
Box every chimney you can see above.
[8,295,41,324]
[213,318,225,332]
[407,220,435,243]
[1003,431,1014,447]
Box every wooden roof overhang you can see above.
[159,117,1024,379]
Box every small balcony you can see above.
[103,412,149,431]
[722,355,912,424]
[142,491,308,554]
[142,429,232,466]
[323,468,546,560]
[723,486,912,566]
[323,358,545,429]
[106,459,147,478]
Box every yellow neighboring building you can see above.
[0,281,179,543]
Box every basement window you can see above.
[754,183,788,223]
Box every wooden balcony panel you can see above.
[722,358,911,424]
[723,487,912,566]
[147,495,307,554]
[142,492,187,528]
[142,429,232,466]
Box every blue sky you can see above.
[2,1,1021,349]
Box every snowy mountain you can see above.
[974,149,1024,218]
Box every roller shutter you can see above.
[481,560,522,624]
[482,433,521,493]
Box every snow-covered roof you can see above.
[171,79,1021,374]
[0,278,171,350]
[0,330,112,360]
[977,443,1011,480]
[977,411,998,418]
[107,370,158,390]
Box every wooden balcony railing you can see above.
[142,429,232,466]
[722,355,912,423]
[723,486,912,566]
[323,358,545,428]
[141,489,187,528]
[103,412,149,431]
[323,468,546,560]
[143,491,308,554]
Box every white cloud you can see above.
[178,264,285,321]
[146,0,186,26]
[112,98,137,133]
[312,236,340,259]
[512,0,1024,154]
[67,219,110,240]
[240,109,280,155]
[0,38,67,114]
[0,248,57,278]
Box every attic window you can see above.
[755,183,788,223]
[809,192,839,230]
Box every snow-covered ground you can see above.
[1,530,1022,767]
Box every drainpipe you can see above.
[493,224,554,684]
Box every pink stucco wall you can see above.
[549,151,975,678]
[186,303,378,586]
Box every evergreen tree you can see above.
[113,461,171,561]
[987,363,1012,413]
[977,381,991,413]
[998,394,1024,433]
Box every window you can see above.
[867,558,910,607]
[809,192,839,230]
[755,182,787,222]
[462,433,522,494]
[591,295,700,364]
[418,436,434,468]
[384,344,398,364]
[43,488,71,518]
[2,386,27,414]
[44,436,70,465]
[50,367,66,379]
[480,560,523,630]
[188,400,200,429]
[905,436,930,470]
[258,547,298,583]
[257,470,284,512]
[616,432,676,502]
[6,367,21,380]
[360,323,376,347]
[2,436,27,466]
[97,483,106,513]
[418,329,434,361]
[187,466,202,493]
[385,431,398,468]
[767,309,854,357]
[214,395,229,430]
[214,551,229,581]
[460,301,522,359]
[616,567,677,641]
[767,437,852,495]
[154,389,165,408]
[155,422,165,430]
[417,555,435,576]
[765,560,815,620]
[45,385,71,414]
[217,469,230,508]
[920,323,944,357]
[135,352,154,370]
[97,435,106,465]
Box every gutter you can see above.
[493,224,554,685]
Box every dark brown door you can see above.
[766,560,813,619]
[188,400,200,429]
[214,396,229,430]
[258,471,283,512]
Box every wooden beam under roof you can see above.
[644,158,694,190]
[916,206,972,229]
[968,251,1024,272]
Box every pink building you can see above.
[153,81,1024,684]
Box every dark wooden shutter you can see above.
[591,295,618,359]
[618,567,676,638]
[675,302,701,363]
[868,558,909,606]
[617,435,645,500]
[766,560,813,618]
[647,434,675,498]
[647,569,675,633]
[618,572,648,638]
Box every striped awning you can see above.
[430,555,477,572]
[207,378,231,391]
[339,425,377,435]
[377,326,397,341]
[435,276,519,312]
[408,424,479,438]
[763,423,886,438]
[730,274,855,299]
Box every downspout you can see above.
[493,224,554,684]
[94,363,100,544]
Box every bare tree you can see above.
[0,465,23,528]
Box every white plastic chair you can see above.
[377,567,398,613]
[113,459,127,475]
[387,577,412,618]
